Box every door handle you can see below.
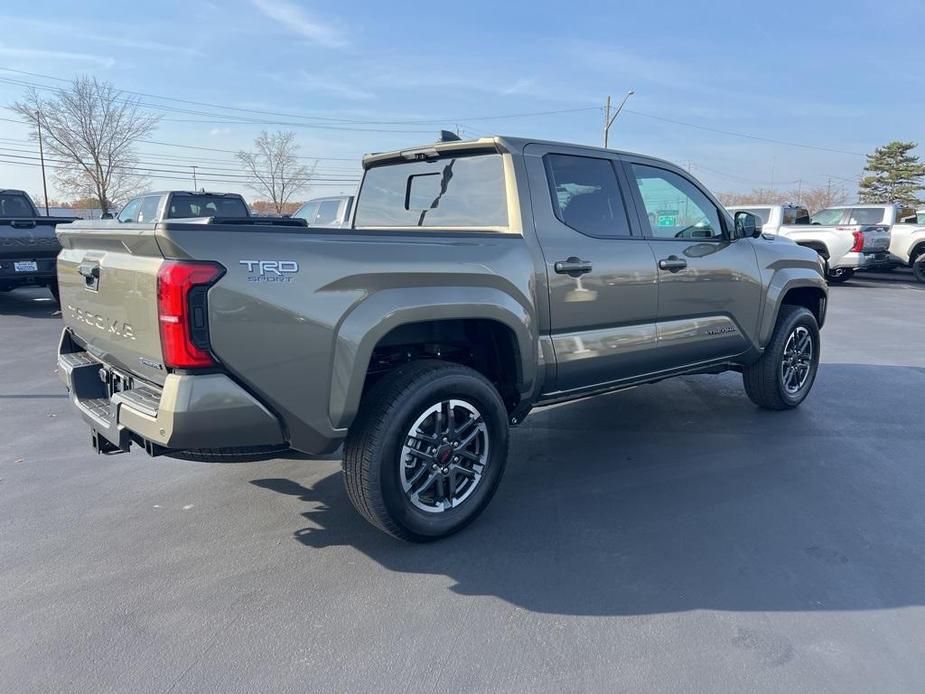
[658,256,688,272]
[554,257,593,277]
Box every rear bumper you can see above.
[58,329,286,454]
[0,256,56,288]
[837,251,892,270]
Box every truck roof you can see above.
[362,135,680,170]
[141,191,246,197]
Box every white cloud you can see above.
[0,18,202,55]
[250,0,347,48]
[0,43,114,69]
[284,72,374,100]
[209,128,232,136]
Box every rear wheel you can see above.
[826,267,855,284]
[343,360,509,541]
[744,305,820,410]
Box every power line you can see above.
[0,157,356,188]
[622,108,867,157]
[0,68,601,127]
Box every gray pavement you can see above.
[1,274,923,693]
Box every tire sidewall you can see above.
[375,368,509,539]
[773,309,820,406]
[913,255,925,283]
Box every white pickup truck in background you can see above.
[726,203,893,283]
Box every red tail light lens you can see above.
[157,261,225,368]
[850,230,864,253]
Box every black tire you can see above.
[743,305,820,410]
[913,253,925,284]
[826,267,854,284]
[343,359,509,542]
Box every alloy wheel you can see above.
[780,326,814,395]
[399,399,489,513]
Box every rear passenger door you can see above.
[524,144,660,392]
[621,159,762,369]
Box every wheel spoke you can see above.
[444,401,456,438]
[452,465,476,480]
[446,467,457,499]
[457,420,483,450]
[457,449,482,463]
[404,446,433,462]
[406,463,432,490]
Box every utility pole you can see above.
[36,110,49,216]
[191,165,198,190]
[797,178,803,204]
[603,90,634,148]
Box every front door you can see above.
[621,160,762,370]
[524,145,660,393]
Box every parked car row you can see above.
[725,202,925,283]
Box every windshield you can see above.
[166,195,248,219]
[810,208,845,225]
[0,192,36,217]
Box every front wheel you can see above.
[913,253,925,284]
[743,306,820,410]
[343,360,509,541]
[826,267,855,284]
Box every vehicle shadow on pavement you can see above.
[0,287,61,318]
[252,363,925,616]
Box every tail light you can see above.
[157,260,225,368]
[850,230,864,253]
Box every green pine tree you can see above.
[858,141,925,205]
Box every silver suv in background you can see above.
[293,195,354,227]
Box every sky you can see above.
[0,0,923,205]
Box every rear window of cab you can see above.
[353,154,508,230]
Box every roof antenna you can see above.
[439,129,461,142]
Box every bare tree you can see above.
[796,183,848,213]
[11,77,160,214]
[717,184,849,213]
[236,131,317,215]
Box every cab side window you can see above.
[137,196,161,223]
[544,154,632,238]
[117,198,143,223]
[630,164,723,240]
[847,208,886,225]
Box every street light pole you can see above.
[192,165,199,190]
[36,111,49,216]
[603,90,635,148]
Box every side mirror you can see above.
[734,211,761,239]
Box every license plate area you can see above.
[14,260,38,272]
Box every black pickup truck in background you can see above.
[0,189,77,302]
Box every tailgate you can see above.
[859,225,890,252]
[56,224,167,384]
[0,219,61,258]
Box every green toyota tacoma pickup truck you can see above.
[56,136,827,541]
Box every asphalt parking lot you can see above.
[2,273,923,694]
